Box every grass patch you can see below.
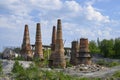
[96,60,120,67]
[113,70,120,78]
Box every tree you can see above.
[99,39,114,57]
[89,40,100,53]
[0,52,2,58]
[113,38,120,58]
[13,47,21,53]
[97,37,100,47]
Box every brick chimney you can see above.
[34,23,44,60]
[70,41,79,65]
[21,24,33,60]
[51,19,66,68]
[79,38,91,65]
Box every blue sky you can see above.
[0,0,120,52]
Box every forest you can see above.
[89,37,120,59]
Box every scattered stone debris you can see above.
[64,64,108,74]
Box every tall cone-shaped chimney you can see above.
[49,26,56,67]
[51,26,56,51]
[21,24,33,60]
[49,19,66,68]
[34,23,44,60]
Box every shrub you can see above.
[66,60,72,67]
[96,60,120,67]
[12,60,24,73]
[14,56,25,61]
[0,61,2,74]
[108,61,120,67]
[113,70,120,78]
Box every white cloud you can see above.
[65,1,82,12]
[97,30,102,36]
[84,4,110,23]
[0,0,120,51]
[29,0,62,10]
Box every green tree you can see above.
[97,37,100,47]
[13,47,21,53]
[89,40,100,53]
[99,39,114,57]
[113,38,120,58]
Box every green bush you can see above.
[0,61,2,74]
[108,61,120,67]
[12,63,81,80]
[96,60,120,67]
[113,70,120,78]
[14,56,25,61]
[12,60,24,73]
[11,60,108,80]
[66,60,72,67]
[23,64,41,80]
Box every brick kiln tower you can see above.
[79,38,91,65]
[49,19,66,68]
[70,41,79,65]
[21,24,33,59]
[51,26,56,52]
[49,26,56,67]
[34,23,44,60]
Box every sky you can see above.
[0,0,120,52]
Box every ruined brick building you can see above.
[21,24,33,60]
[34,23,44,60]
[70,41,79,65]
[20,19,66,68]
[21,23,44,60]
[70,38,91,65]
[49,19,66,68]
[49,26,56,67]
[20,19,91,67]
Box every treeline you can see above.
[89,38,120,59]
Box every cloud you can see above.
[84,4,110,23]
[29,0,62,10]
[0,0,120,51]
[65,1,82,13]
